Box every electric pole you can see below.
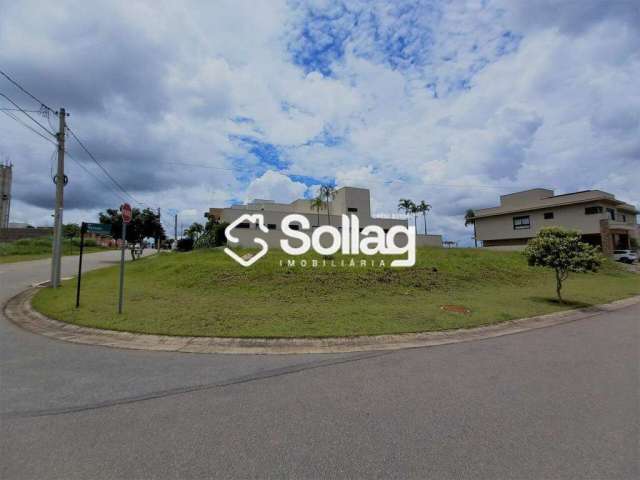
[50,108,66,288]
[174,213,177,246]
[156,207,161,251]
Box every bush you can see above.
[71,237,97,247]
[194,222,228,249]
[176,237,194,251]
[214,222,228,246]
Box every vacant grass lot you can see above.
[33,247,640,338]
[0,237,109,264]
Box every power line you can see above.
[0,92,55,136]
[0,107,43,113]
[66,125,155,210]
[0,103,129,204]
[65,151,130,205]
[0,109,57,146]
[0,69,54,112]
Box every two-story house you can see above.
[470,189,638,254]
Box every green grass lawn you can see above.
[32,247,640,338]
[0,237,110,264]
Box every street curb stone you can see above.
[5,288,640,354]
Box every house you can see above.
[470,189,638,254]
[207,186,442,248]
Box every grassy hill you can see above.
[33,247,640,338]
[0,237,109,264]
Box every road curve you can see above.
[1,252,639,479]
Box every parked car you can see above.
[612,249,638,264]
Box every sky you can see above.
[1,0,638,243]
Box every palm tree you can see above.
[411,204,418,231]
[184,222,204,240]
[417,200,432,234]
[310,196,325,227]
[398,199,416,229]
[464,209,477,248]
[319,184,337,226]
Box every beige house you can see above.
[470,189,638,254]
[207,186,442,248]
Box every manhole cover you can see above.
[440,305,471,314]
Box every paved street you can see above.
[1,252,639,479]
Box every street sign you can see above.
[84,222,112,236]
[121,203,132,224]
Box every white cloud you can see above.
[1,0,638,245]
[244,171,309,204]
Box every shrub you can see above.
[176,237,194,251]
[194,222,228,249]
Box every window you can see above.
[236,222,250,229]
[267,224,276,230]
[584,206,603,215]
[622,214,627,222]
[513,215,531,230]
[347,207,358,213]
[543,212,554,220]
[289,224,300,231]
[606,208,615,220]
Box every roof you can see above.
[471,189,638,219]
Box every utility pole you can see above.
[174,213,177,246]
[50,108,66,288]
[156,207,161,251]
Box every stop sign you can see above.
[121,203,132,224]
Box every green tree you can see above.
[99,207,165,258]
[417,200,431,234]
[184,222,204,240]
[319,184,337,226]
[398,198,416,229]
[311,196,325,227]
[524,227,602,303]
[464,209,477,248]
[63,223,80,239]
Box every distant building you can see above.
[470,189,638,254]
[207,186,442,248]
[0,163,11,229]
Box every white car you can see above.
[612,249,638,264]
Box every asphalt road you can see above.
[1,251,638,479]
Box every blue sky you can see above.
[1,0,639,243]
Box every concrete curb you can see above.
[5,288,640,355]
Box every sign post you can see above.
[76,222,112,308]
[75,223,86,308]
[118,203,132,314]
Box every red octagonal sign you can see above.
[121,203,132,224]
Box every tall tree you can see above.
[417,200,432,234]
[63,223,80,239]
[319,184,337,226]
[310,196,325,227]
[397,198,416,229]
[99,207,165,257]
[184,222,204,240]
[464,209,477,248]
